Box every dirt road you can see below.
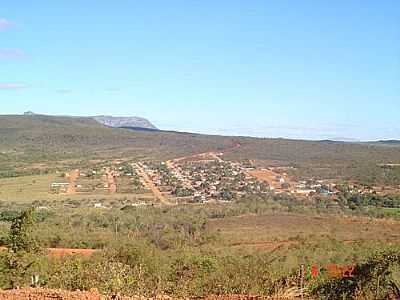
[171,142,242,164]
[67,169,80,194]
[208,152,224,162]
[104,168,117,193]
[165,160,193,189]
[170,151,224,164]
[134,163,175,206]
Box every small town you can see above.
[47,150,400,208]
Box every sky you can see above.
[1,1,399,140]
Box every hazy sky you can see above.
[1,1,399,140]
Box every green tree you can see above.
[1,208,41,288]
[8,208,38,253]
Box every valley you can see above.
[0,115,400,299]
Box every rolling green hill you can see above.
[0,114,238,163]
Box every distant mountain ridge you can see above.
[375,140,400,145]
[92,115,158,130]
[22,112,158,131]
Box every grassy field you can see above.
[0,173,154,205]
[0,174,57,203]
[375,207,400,216]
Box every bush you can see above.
[313,250,400,299]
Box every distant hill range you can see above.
[92,115,158,130]
[23,112,158,130]
[318,138,400,146]
[374,140,400,145]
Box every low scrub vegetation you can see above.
[0,195,399,298]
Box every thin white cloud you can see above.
[56,89,72,94]
[0,19,11,31]
[0,48,25,60]
[105,88,121,93]
[0,83,28,90]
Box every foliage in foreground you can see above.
[1,208,400,299]
[313,251,400,299]
[0,208,42,288]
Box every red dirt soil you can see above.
[135,164,173,206]
[0,247,97,257]
[0,289,296,300]
[247,169,292,191]
[67,169,80,194]
[0,288,131,300]
[47,248,98,257]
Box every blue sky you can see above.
[1,1,399,140]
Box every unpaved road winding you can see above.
[134,163,175,206]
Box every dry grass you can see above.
[209,213,400,250]
[0,173,155,204]
[0,174,57,202]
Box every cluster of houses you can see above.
[49,159,398,207]
[291,180,335,196]
[289,180,396,197]
[140,162,178,188]
[142,160,271,203]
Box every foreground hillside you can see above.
[1,114,400,184]
[1,202,399,299]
